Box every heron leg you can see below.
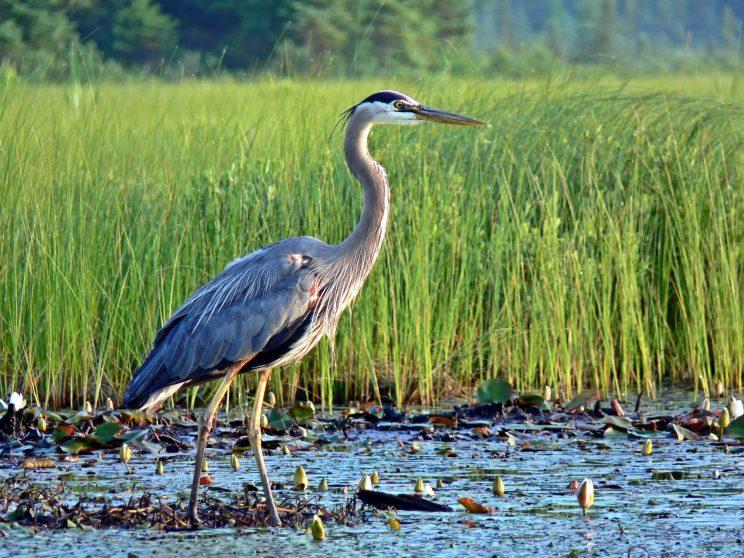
[187,366,240,526]
[248,369,281,526]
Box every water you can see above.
[1,396,743,557]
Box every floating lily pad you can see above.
[564,389,595,411]
[477,379,512,404]
[672,424,701,441]
[726,415,744,439]
[268,407,293,430]
[92,420,123,444]
[602,415,634,431]
[517,393,545,407]
[114,428,148,443]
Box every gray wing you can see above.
[123,241,320,409]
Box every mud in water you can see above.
[1,391,743,557]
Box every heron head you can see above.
[346,90,483,126]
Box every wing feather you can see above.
[123,242,320,409]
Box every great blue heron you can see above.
[122,90,482,526]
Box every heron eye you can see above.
[394,101,405,110]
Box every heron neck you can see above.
[338,116,390,265]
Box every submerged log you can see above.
[357,490,453,512]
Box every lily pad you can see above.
[564,389,595,411]
[602,415,634,431]
[114,428,148,443]
[671,424,701,441]
[477,379,512,404]
[726,414,744,439]
[289,404,314,424]
[92,420,123,444]
[517,393,545,407]
[268,408,293,430]
[59,438,93,455]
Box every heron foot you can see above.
[188,507,202,528]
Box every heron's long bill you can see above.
[413,106,484,126]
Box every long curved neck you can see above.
[336,114,390,265]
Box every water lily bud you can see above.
[719,408,730,430]
[201,459,209,473]
[703,398,711,411]
[37,416,47,432]
[728,397,743,420]
[231,454,240,471]
[436,479,445,488]
[714,380,724,398]
[119,443,131,464]
[260,414,268,428]
[387,517,401,531]
[708,433,719,441]
[105,397,114,411]
[281,443,291,455]
[318,478,328,491]
[84,401,93,414]
[422,483,435,497]
[642,440,653,455]
[507,436,516,446]
[358,475,372,491]
[492,476,505,496]
[371,471,380,485]
[577,478,594,514]
[294,466,308,490]
[266,391,276,406]
[414,478,424,493]
[298,426,308,438]
[310,515,325,541]
[155,460,164,475]
[543,386,552,402]
[306,401,316,414]
[410,442,422,453]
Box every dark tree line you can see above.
[0,0,741,79]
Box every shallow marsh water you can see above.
[1,395,743,557]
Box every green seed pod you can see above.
[294,466,308,490]
[119,443,131,464]
[266,391,276,407]
[318,478,328,491]
[371,471,380,485]
[720,408,730,429]
[231,454,240,471]
[155,460,164,475]
[492,476,505,496]
[642,440,653,455]
[311,515,325,541]
[414,478,424,493]
[577,478,594,513]
[37,416,47,432]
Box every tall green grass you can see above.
[0,75,742,410]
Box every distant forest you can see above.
[1,0,742,79]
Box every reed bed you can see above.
[0,75,742,410]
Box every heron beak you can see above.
[412,105,484,126]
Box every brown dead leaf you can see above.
[471,426,491,438]
[457,497,494,514]
[21,458,56,469]
[429,416,456,426]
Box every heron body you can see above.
[122,90,482,525]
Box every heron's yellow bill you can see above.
[413,106,484,126]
